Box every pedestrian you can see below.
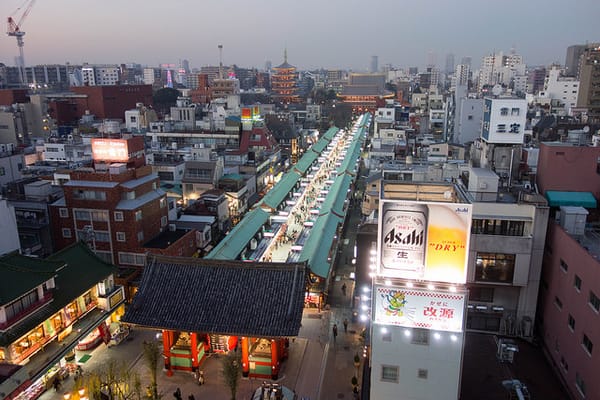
[198,370,205,385]
[173,387,182,400]
[332,324,338,340]
[343,318,348,333]
[341,283,347,296]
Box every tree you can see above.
[142,340,161,399]
[153,88,181,116]
[81,359,142,400]
[221,351,242,400]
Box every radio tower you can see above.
[218,44,223,79]
[6,0,37,86]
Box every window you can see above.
[158,171,174,181]
[59,208,68,218]
[135,210,142,221]
[471,219,525,236]
[467,115,473,120]
[582,334,593,355]
[382,330,392,342]
[469,287,494,302]
[590,291,600,312]
[560,356,569,371]
[116,232,126,242]
[114,211,124,221]
[417,369,428,379]
[381,365,399,383]
[560,259,568,273]
[161,216,167,227]
[0,167,5,176]
[160,198,166,208]
[4,289,39,321]
[73,190,106,201]
[62,228,72,238]
[475,253,515,283]
[554,296,563,310]
[576,373,586,396]
[74,210,90,220]
[574,275,582,291]
[186,168,212,179]
[118,252,146,266]
[568,315,575,331]
[411,328,429,345]
[137,231,144,242]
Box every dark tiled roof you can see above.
[0,242,117,346]
[0,253,63,304]
[123,256,307,337]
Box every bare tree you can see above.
[221,351,242,400]
[142,340,161,399]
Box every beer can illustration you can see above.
[380,201,428,277]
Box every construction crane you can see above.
[6,0,37,85]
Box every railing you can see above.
[0,292,53,330]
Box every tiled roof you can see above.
[0,254,63,305]
[122,256,307,337]
[0,242,117,347]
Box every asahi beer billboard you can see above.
[378,199,472,283]
[373,285,466,332]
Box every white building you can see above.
[42,138,91,164]
[81,65,120,86]
[478,52,526,92]
[481,97,527,145]
[370,184,472,400]
[540,66,579,115]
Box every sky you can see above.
[1,0,599,72]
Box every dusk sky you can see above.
[2,0,599,71]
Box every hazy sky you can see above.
[1,0,599,71]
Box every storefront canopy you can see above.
[545,191,597,208]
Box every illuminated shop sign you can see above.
[373,285,465,332]
[91,139,130,162]
[377,199,472,283]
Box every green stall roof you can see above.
[259,171,301,210]
[545,191,597,208]
[206,208,270,260]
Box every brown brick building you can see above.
[70,84,154,119]
[49,136,195,269]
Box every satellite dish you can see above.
[583,126,590,133]
[492,84,503,97]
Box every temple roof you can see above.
[122,256,308,337]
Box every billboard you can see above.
[92,139,129,162]
[377,199,472,283]
[373,285,466,332]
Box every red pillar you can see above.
[191,332,199,370]
[270,339,278,379]
[162,330,173,376]
[241,337,249,377]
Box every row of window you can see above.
[5,289,40,321]
[559,259,600,312]
[471,219,526,236]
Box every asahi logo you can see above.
[384,227,425,246]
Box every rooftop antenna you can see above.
[218,44,223,79]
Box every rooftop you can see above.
[143,228,191,249]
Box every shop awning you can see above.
[545,191,597,208]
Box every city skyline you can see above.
[1,0,600,71]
